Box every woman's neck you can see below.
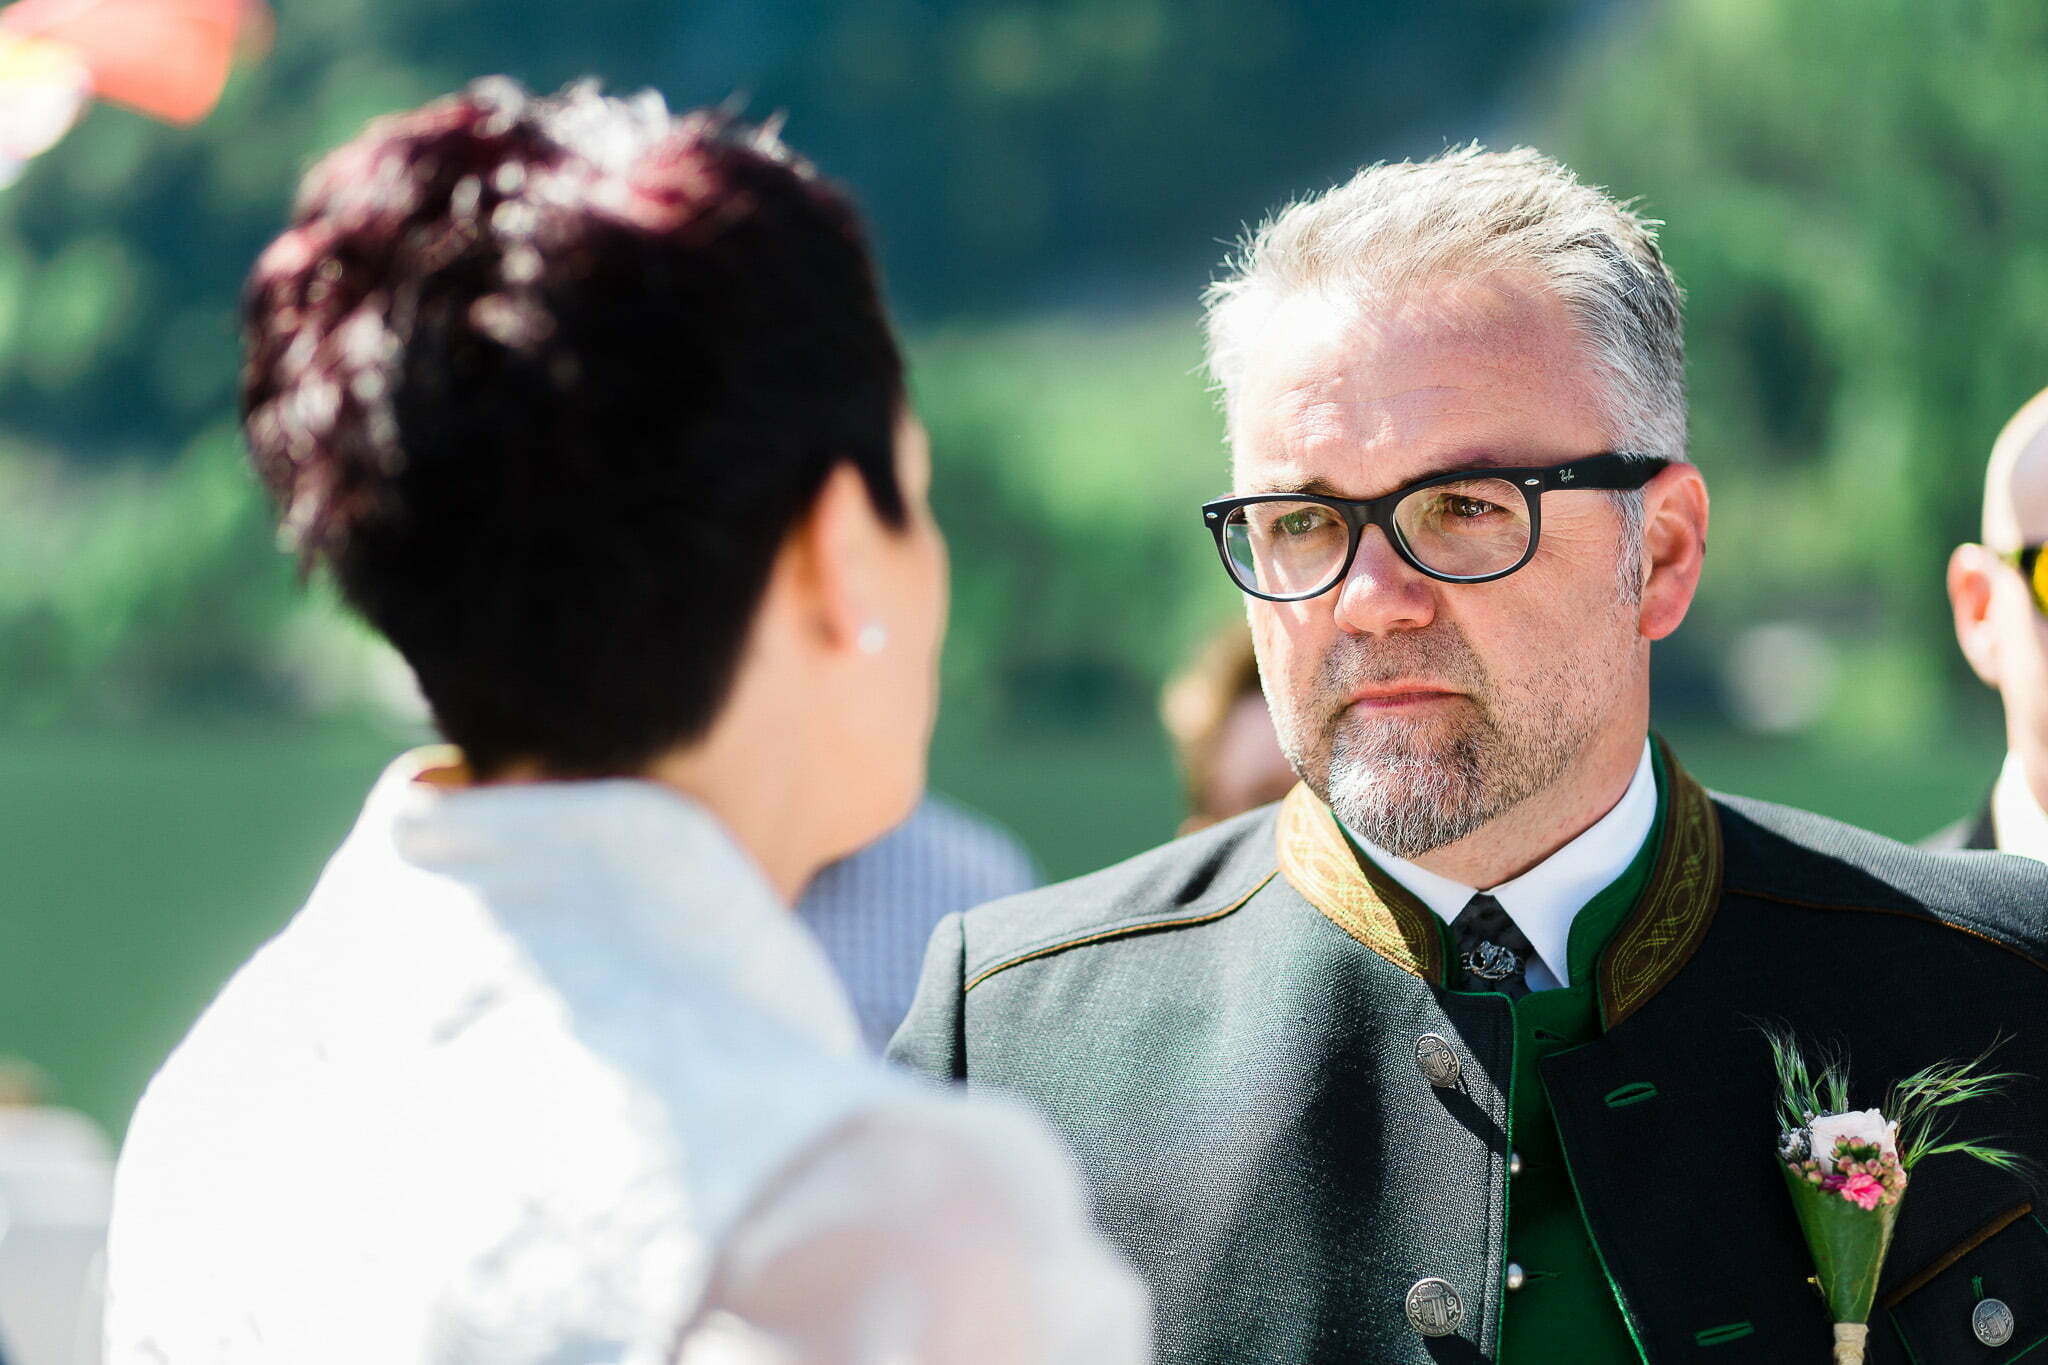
[643,732,822,906]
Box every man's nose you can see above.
[1332,527,1439,636]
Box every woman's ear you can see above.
[1638,463,1709,642]
[1949,543,2005,689]
[782,462,885,657]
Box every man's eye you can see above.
[1276,510,1323,535]
[1446,496,1500,519]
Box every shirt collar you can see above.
[355,746,864,1055]
[1342,739,1657,988]
[1991,751,2048,862]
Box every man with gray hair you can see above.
[895,146,2048,1364]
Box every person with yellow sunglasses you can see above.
[1942,386,2048,856]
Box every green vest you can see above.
[1339,750,1668,1363]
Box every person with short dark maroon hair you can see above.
[105,80,1146,1364]
[239,78,911,785]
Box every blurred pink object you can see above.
[0,0,267,184]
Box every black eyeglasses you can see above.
[1202,452,1668,601]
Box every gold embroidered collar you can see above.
[1275,740,1724,1028]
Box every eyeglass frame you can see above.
[1201,451,1670,601]
[1995,543,2048,615]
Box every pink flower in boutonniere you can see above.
[1839,1173,1885,1211]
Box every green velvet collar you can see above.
[1275,736,1724,1029]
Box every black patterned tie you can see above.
[1451,892,1535,999]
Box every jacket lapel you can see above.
[1275,782,1445,982]
[1595,743,1724,1028]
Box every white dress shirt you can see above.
[1344,739,1657,990]
[106,751,1147,1365]
[1990,750,2048,863]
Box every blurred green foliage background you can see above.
[0,0,2030,1135]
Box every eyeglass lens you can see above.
[1221,476,1533,594]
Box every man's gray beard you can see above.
[1325,707,1555,858]
[1318,716,1499,855]
[1270,624,1587,860]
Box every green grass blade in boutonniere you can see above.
[1886,1043,2029,1174]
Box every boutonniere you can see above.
[1766,1030,2027,1364]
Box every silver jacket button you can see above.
[1508,1150,1524,1177]
[1974,1298,2015,1347]
[1405,1278,1465,1337]
[1505,1262,1527,1292]
[1416,1034,1461,1088]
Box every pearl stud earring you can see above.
[857,624,889,656]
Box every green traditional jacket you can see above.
[890,743,2048,1364]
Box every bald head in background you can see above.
[1942,388,2048,855]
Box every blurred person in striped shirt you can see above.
[799,797,1037,1053]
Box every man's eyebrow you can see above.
[1264,476,1350,498]
[1261,454,1524,500]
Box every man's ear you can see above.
[1637,463,1708,642]
[782,462,881,656]
[1949,542,2005,689]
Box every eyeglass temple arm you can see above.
[1530,452,1669,491]
[1996,544,2042,573]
